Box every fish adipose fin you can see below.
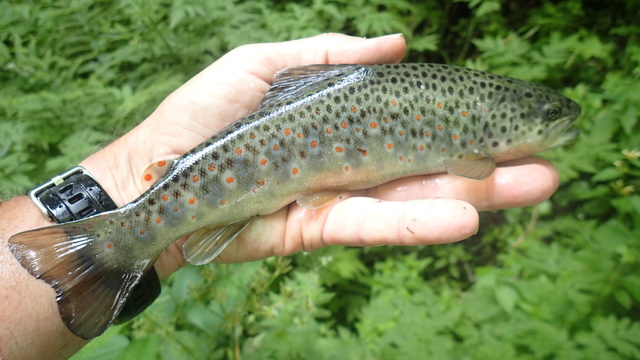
[8,222,151,339]
[141,159,176,189]
[260,65,368,109]
[444,157,496,180]
[296,191,343,209]
[183,219,253,266]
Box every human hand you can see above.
[81,33,559,279]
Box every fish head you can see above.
[481,79,581,162]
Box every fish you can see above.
[8,63,581,339]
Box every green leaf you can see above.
[495,285,519,315]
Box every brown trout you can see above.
[9,63,580,339]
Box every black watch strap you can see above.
[29,167,117,222]
[29,166,161,324]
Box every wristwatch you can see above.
[29,166,161,324]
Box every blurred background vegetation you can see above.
[1,0,639,358]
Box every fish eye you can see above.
[545,102,562,121]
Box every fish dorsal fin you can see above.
[141,159,175,189]
[444,157,496,180]
[183,219,253,266]
[259,65,366,109]
[296,190,343,209]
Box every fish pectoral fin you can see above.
[183,219,253,266]
[140,159,176,189]
[259,65,367,109]
[444,157,496,180]
[8,222,152,340]
[296,191,343,209]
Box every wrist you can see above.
[79,123,156,207]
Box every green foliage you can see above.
[1,0,639,358]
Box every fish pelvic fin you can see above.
[8,221,151,339]
[183,219,253,266]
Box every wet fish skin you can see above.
[8,63,581,339]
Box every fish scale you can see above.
[9,63,581,339]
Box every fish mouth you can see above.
[543,117,580,149]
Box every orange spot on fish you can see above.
[256,179,265,186]
[415,115,421,120]
[220,200,227,205]
[107,243,112,249]
[292,167,299,175]
[208,164,215,171]
[297,133,303,138]
[351,106,357,113]
[236,147,242,155]
[155,217,162,224]
[438,125,443,131]
[144,174,153,182]
[173,206,179,212]
[326,128,332,134]
[341,121,347,128]
[370,122,378,128]
[162,195,169,201]
[345,166,350,171]
[441,147,447,152]
[335,146,344,153]
[189,197,196,204]
[383,118,390,123]
[285,128,292,136]
[226,177,235,184]
[437,102,443,109]
[391,100,397,106]
[461,111,468,116]
[453,134,459,140]
[408,158,413,163]
[120,222,126,227]
[419,145,425,150]
[387,143,394,149]
[191,215,196,220]
[469,140,475,145]
[193,175,199,182]
[315,109,321,115]
[158,160,166,167]
[356,127,361,132]
[260,158,268,166]
[250,133,256,139]
[399,155,404,161]
[273,144,280,151]
[425,131,431,136]
[398,131,405,136]
[139,229,146,235]
[311,140,318,148]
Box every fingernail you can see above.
[373,33,404,39]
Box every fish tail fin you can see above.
[8,221,150,339]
